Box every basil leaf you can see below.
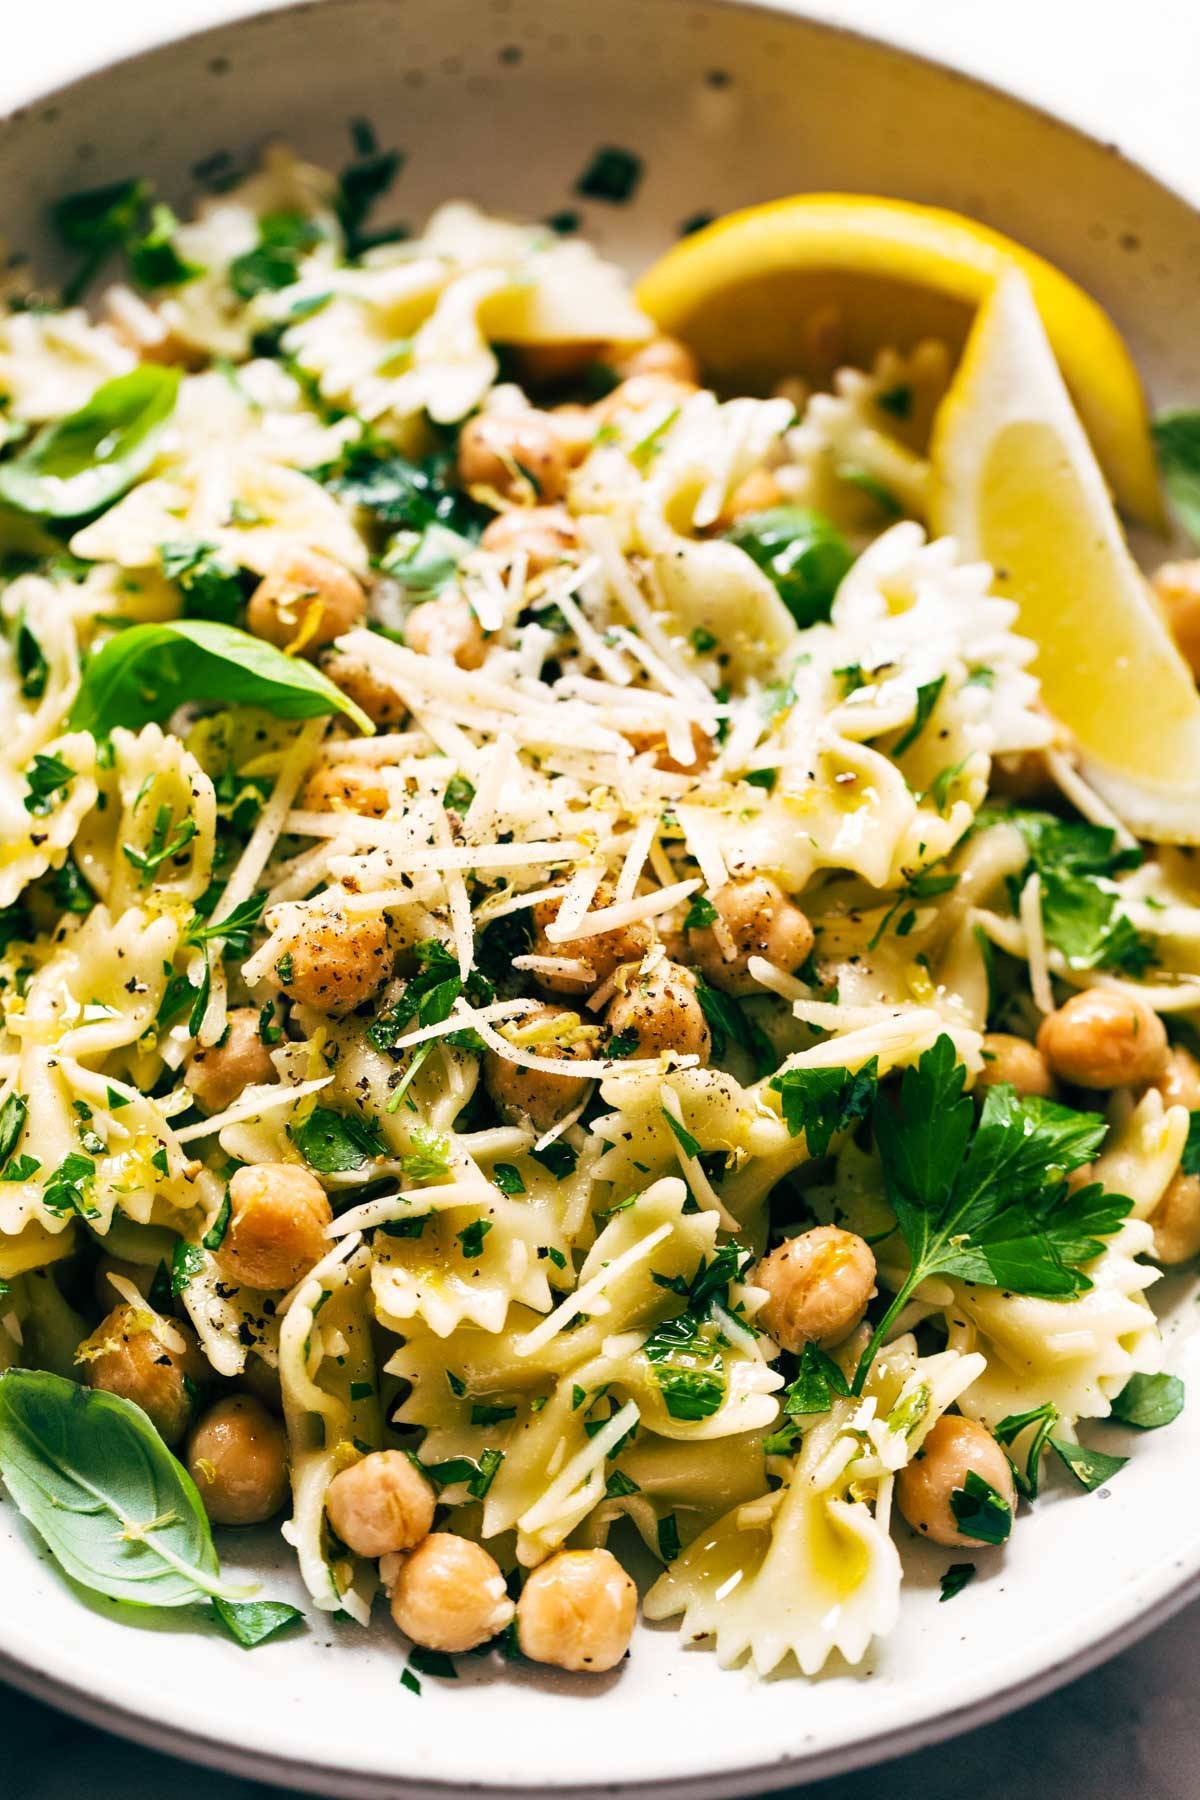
[0,367,180,518]
[1109,1372,1185,1431]
[68,618,372,736]
[211,1597,304,1648]
[1153,410,1200,541]
[723,507,854,628]
[0,1368,229,1606]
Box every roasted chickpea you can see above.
[895,1415,1016,1548]
[91,1255,156,1312]
[390,1533,515,1653]
[274,905,391,1015]
[457,410,568,505]
[81,1304,205,1445]
[686,877,814,997]
[325,1449,435,1557]
[481,505,579,575]
[755,1225,875,1352]
[186,1395,290,1526]
[185,1007,277,1115]
[1152,560,1200,679]
[1149,1044,1200,1112]
[317,648,407,728]
[594,373,699,426]
[300,761,390,819]
[976,1032,1055,1099]
[482,1003,594,1133]
[1037,990,1168,1089]
[624,720,715,776]
[529,882,652,996]
[404,594,487,670]
[604,959,710,1064]
[721,467,784,524]
[511,342,600,390]
[1151,1171,1200,1264]
[217,1162,332,1291]
[549,403,599,464]
[246,547,365,654]
[516,1548,637,1673]
[611,335,701,387]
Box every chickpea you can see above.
[1152,560,1200,679]
[217,1162,332,1291]
[594,373,699,426]
[1037,990,1168,1089]
[1149,1044,1200,1112]
[185,1395,290,1526]
[895,1415,1016,1548]
[185,1007,277,1116]
[721,467,783,524]
[529,881,652,997]
[549,403,599,464]
[481,505,579,576]
[611,335,701,387]
[325,1450,435,1557]
[246,547,365,654]
[1151,1171,1200,1264]
[274,905,391,1015]
[390,1533,515,1653]
[457,410,568,505]
[976,1032,1055,1099]
[686,877,814,997]
[91,1254,156,1312]
[624,720,715,776]
[317,648,407,729]
[483,1003,594,1133]
[755,1225,876,1352]
[404,594,487,670]
[604,959,711,1064]
[300,762,390,819]
[512,342,600,390]
[81,1304,205,1446]
[516,1548,637,1673]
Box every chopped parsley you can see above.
[891,676,946,757]
[574,146,644,204]
[770,1057,878,1156]
[456,1218,493,1259]
[949,1471,1012,1544]
[492,1163,525,1195]
[939,1562,977,1602]
[1109,1372,1185,1430]
[23,753,75,817]
[289,1106,385,1173]
[850,1034,1126,1393]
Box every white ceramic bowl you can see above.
[2,3,1200,1793]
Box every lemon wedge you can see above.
[635,195,1162,526]
[931,270,1200,843]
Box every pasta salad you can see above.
[0,136,1193,1682]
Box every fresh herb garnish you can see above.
[850,1035,1127,1392]
[289,1106,385,1173]
[939,1562,976,1602]
[0,367,179,519]
[69,618,372,737]
[949,1470,1012,1544]
[770,1057,879,1156]
[229,211,324,299]
[23,753,75,818]
[891,676,946,758]
[1109,1372,1185,1430]
[160,541,244,625]
[723,506,853,629]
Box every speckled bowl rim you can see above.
[1,3,1198,1794]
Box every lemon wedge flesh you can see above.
[635,194,1162,526]
[932,270,1200,843]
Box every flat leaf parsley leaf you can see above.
[771,1057,879,1157]
[851,1035,1128,1392]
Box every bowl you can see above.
[2,3,1200,1794]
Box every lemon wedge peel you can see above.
[931,269,1200,844]
[635,194,1163,528]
